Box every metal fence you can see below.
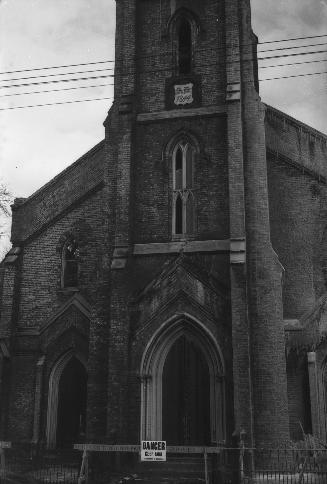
[243,447,327,484]
[1,443,327,484]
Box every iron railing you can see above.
[1,442,327,484]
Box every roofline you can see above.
[12,139,105,210]
[265,104,327,142]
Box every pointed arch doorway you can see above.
[46,352,87,449]
[162,334,210,445]
[140,316,225,445]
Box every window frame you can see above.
[61,238,79,289]
[168,9,200,77]
[172,140,196,238]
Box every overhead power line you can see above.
[0,74,114,90]
[0,83,113,99]
[260,70,327,81]
[0,67,114,84]
[0,60,115,76]
[260,58,327,69]
[0,96,114,111]
[258,49,327,61]
[1,33,327,77]
[0,48,326,92]
[2,57,324,101]
[0,57,325,102]
[259,41,327,53]
[0,69,326,112]
[258,33,327,45]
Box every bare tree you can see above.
[0,183,12,216]
[0,183,13,261]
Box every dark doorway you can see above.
[56,357,87,448]
[162,335,211,445]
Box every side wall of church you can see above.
[266,108,327,319]
[4,145,106,443]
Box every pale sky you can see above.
[0,0,327,256]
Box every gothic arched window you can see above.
[178,18,192,75]
[62,239,79,288]
[172,141,195,236]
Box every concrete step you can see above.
[128,457,210,484]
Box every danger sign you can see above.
[141,441,166,462]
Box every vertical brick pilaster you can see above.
[106,273,131,442]
[0,250,21,338]
[307,352,321,439]
[240,0,290,446]
[225,0,254,446]
[86,304,109,443]
[32,356,45,445]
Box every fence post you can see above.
[78,448,89,484]
[239,429,246,484]
[204,449,209,484]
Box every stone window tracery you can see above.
[172,141,195,236]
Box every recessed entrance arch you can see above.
[46,351,87,449]
[140,315,225,444]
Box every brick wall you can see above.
[11,141,104,244]
[133,116,228,242]
[136,0,226,113]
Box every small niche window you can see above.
[62,239,79,288]
[172,141,195,236]
[178,18,192,74]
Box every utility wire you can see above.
[1,33,327,77]
[258,49,327,61]
[2,58,325,101]
[0,57,325,102]
[260,58,327,69]
[0,60,115,76]
[0,83,113,99]
[260,70,327,81]
[0,96,114,111]
[1,75,326,112]
[0,67,114,84]
[0,74,114,89]
[1,49,326,91]
[259,41,327,53]
[1,69,326,111]
[258,33,327,45]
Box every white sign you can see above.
[141,441,166,462]
[174,83,194,105]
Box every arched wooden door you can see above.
[162,335,211,445]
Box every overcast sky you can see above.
[0,0,326,202]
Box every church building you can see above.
[1,0,327,454]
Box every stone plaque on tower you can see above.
[165,75,201,110]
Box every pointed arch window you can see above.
[172,141,195,236]
[62,239,79,288]
[178,18,192,75]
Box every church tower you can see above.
[87,0,290,448]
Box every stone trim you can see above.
[139,314,225,444]
[267,148,327,184]
[133,239,230,255]
[137,105,226,123]
[46,350,87,449]
[32,356,46,444]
